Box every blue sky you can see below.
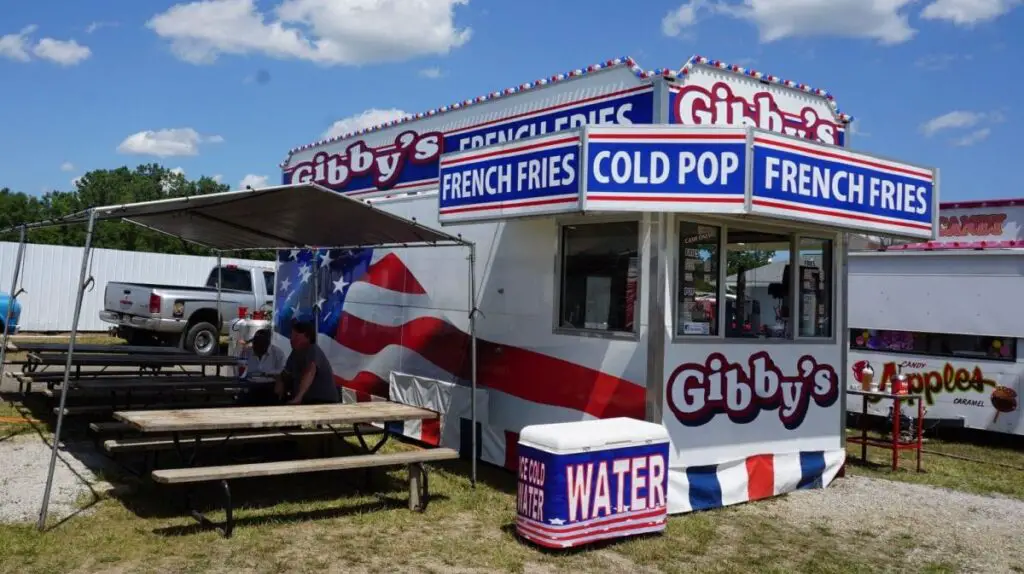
[0,0,1020,202]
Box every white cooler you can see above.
[515,417,670,549]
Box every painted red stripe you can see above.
[360,253,427,294]
[333,371,389,399]
[751,198,932,230]
[420,418,441,446]
[504,430,519,471]
[517,507,664,534]
[745,454,775,501]
[334,312,646,420]
[588,195,743,204]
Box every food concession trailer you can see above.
[272,55,939,515]
[848,198,1022,436]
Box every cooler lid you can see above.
[518,417,669,454]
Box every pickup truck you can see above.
[99,264,275,355]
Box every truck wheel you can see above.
[183,322,218,356]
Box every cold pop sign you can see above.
[584,126,748,213]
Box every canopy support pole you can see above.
[467,243,478,487]
[216,254,223,352]
[38,210,96,531]
[0,225,27,382]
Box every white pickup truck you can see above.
[99,263,275,355]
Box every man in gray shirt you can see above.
[275,320,340,405]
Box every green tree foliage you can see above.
[0,164,272,259]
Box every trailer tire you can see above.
[183,322,218,356]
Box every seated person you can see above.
[275,320,340,405]
[240,328,285,378]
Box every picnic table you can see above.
[114,402,458,537]
[49,375,275,413]
[21,352,238,377]
[7,342,190,355]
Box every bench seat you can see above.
[151,447,459,537]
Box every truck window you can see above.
[206,267,254,292]
[263,270,275,296]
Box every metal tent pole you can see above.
[467,244,478,487]
[216,254,223,354]
[0,225,28,382]
[38,210,96,531]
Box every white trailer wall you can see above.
[0,242,273,332]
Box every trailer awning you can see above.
[8,183,467,251]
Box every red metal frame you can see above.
[847,390,924,472]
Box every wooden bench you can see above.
[151,447,459,537]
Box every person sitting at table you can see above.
[240,328,285,378]
[275,320,340,405]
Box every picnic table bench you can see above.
[115,402,458,537]
[20,352,237,377]
[7,342,190,355]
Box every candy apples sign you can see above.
[671,61,847,146]
[666,352,840,429]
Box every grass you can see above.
[844,427,1024,500]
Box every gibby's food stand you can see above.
[272,55,939,519]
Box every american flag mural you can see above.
[273,247,647,468]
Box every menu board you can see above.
[679,225,718,336]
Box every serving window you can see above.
[675,220,836,341]
[557,221,640,335]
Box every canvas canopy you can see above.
[0,182,478,530]
[9,183,466,251]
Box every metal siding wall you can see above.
[0,242,273,332]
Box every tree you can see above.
[0,165,273,260]
[726,249,773,276]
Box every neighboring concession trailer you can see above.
[271,55,939,516]
[848,199,1023,435]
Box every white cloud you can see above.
[915,53,972,70]
[86,21,118,34]
[921,0,1021,25]
[951,127,991,146]
[170,167,186,176]
[920,110,986,136]
[0,25,92,65]
[0,25,37,62]
[323,108,408,139]
[117,128,224,157]
[239,174,270,189]
[33,38,92,66]
[212,174,224,183]
[59,161,75,172]
[661,0,917,44]
[147,0,472,66]
[419,67,443,79]
[662,1,706,36]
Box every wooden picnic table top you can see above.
[12,343,189,355]
[115,402,437,434]
[27,353,238,367]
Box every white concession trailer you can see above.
[272,55,939,515]
[848,198,1023,436]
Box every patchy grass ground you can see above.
[0,429,1020,574]
[844,428,1024,500]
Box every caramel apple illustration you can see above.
[991,386,1018,423]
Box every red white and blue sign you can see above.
[284,87,654,198]
[583,126,748,214]
[749,130,936,238]
[515,442,670,549]
[438,131,583,223]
